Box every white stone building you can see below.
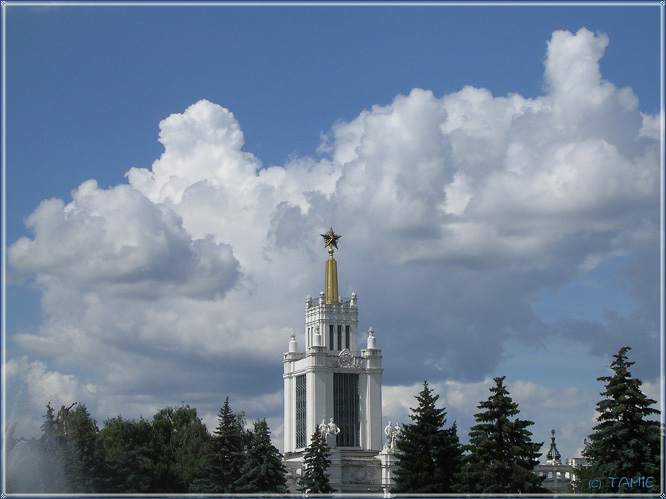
[537,429,588,493]
[281,231,588,495]
[282,229,386,493]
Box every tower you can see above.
[283,229,383,492]
[538,430,574,493]
[546,429,562,465]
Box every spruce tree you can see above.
[455,376,545,494]
[297,426,334,494]
[582,346,661,494]
[392,381,462,493]
[190,397,246,493]
[237,419,288,493]
[39,402,70,492]
[61,404,104,493]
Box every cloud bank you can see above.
[6,29,661,455]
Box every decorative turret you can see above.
[367,327,377,349]
[289,331,298,353]
[546,429,562,465]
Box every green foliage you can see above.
[393,381,462,494]
[38,402,70,492]
[455,376,545,494]
[214,397,247,492]
[99,415,155,493]
[61,404,104,493]
[150,404,211,492]
[237,418,288,493]
[298,426,334,494]
[190,397,246,493]
[35,402,105,493]
[187,442,223,495]
[32,398,292,495]
[582,346,661,493]
[171,406,212,487]
[570,461,595,493]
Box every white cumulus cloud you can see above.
[6,28,661,450]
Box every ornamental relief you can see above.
[342,465,380,484]
[337,349,359,368]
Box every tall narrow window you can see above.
[329,325,334,350]
[337,325,342,350]
[295,375,307,448]
[333,373,359,447]
[345,325,350,350]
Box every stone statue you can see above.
[319,419,328,438]
[384,421,394,450]
[326,418,340,447]
[383,421,402,451]
[56,402,77,435]
[385,420,402,451]
[394,422,402,441]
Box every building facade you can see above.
[537,429,587,493]
[281,231,591,495]
[283,230,384,493]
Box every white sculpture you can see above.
[383,421,402,452]
[326,418,341,447]
[319,419,328,437]
[384,421,394,451]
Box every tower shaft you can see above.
[325,248,339,305]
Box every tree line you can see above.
[390,345,662,494]
[6,345,661,494]
[7,397,287,494]
[391,376,547,494]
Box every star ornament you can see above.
[321,227,341,250]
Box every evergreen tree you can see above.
[582,346,661,493]
[392,381,462,494]
[214,397,247,492]
[455,376,545,494]
[61,404,104,493]
[187,446,221,495]
[237,419,288,493]
[190,397,246,493]
[38,402,70,492]
[297,426,334,494]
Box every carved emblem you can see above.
[338,348,356,367]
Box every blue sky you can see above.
[3,2,663,468]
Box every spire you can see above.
[546,429,562,465]
[321,228,341,304]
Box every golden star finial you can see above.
[321,227,341,250]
